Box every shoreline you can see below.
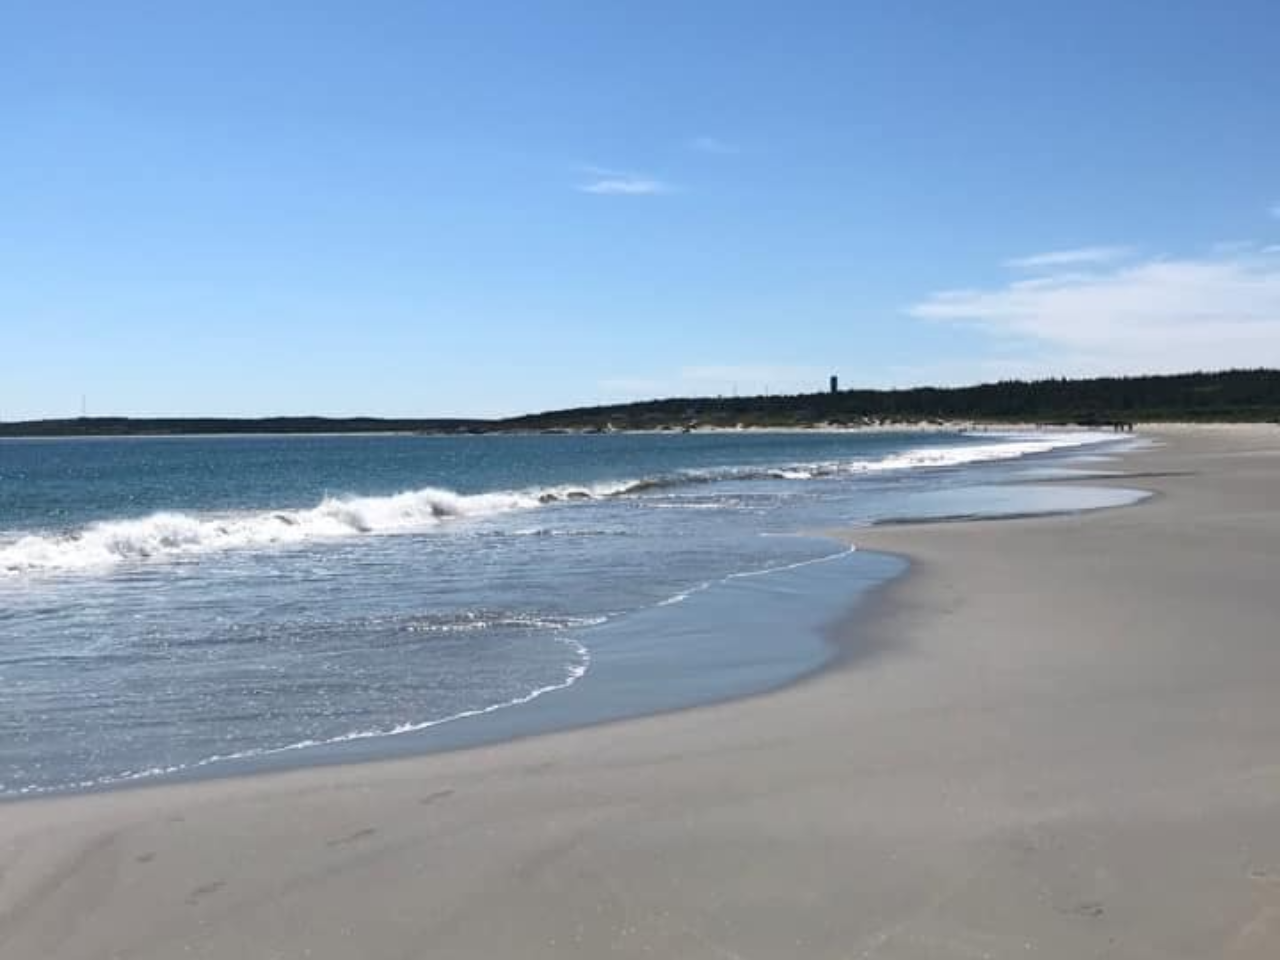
[0,541,902,805]
[2,425,1278,958]
[0,429,1126,800]
[1,433,1131,802]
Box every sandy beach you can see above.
[2,425,1278,959]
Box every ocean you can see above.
[0,429,1141,798]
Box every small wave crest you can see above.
[399,610,608,634]
[614,432,1105,491]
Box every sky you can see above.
[3,1,1279,420]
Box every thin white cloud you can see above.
[576,166,671,196]
[910,248,1280,375]
[1003,246,1134,270]
[1270,201,1280,219]
[579,177,670,196]
[689,136,739,155]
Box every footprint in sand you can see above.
[326,827,377,847]
[1070,900,1105,919]
[186,880,225,905]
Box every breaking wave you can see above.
[0,483,631,574]
[0,432,1105,574]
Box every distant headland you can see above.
[3,369,1278,438]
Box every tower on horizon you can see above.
[829,375,838,394]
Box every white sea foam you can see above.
[655,581,712,606]
[0,482,633,574]
[845,432,1108,472]
[0,487,532,573]
[654,543,857,607]
[725,543,857,579]
[401,612,608,634]
[0,431,1109,575]
[624,431,1109,487]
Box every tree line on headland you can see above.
[3,369,1278,437]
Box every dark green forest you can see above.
[2,370,1278,437]
[502,369,1280,431]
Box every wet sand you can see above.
[2,425,1279,959]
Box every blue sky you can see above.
[3,1,1279,419]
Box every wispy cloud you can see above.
[579,177,670,196]
[1270,201,1280,219]
[910,245,1280,375]
[576,166,671,196]
[1003,246,1134,270]
[689,136,739,155]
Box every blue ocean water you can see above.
[0,430,1137,797]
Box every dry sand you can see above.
[2,425,1279,959]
